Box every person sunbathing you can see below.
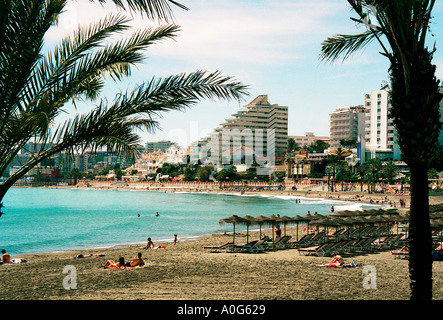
[102,257,126,269]
[315,253,344,268]
[127,252,144,267]
[76,253,105,259]
[391,246,408,255]
[0,249,11,265]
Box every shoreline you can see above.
[6,185,407,257]
[1,186,442,300]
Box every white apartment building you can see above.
[193,95,288,170]
[329,105,366,150]
[359,90,401,162]
[165,145,187,164]
[289,132,330,148]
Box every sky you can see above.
[44,0,443,148]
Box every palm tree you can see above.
[321,0,442,300]
[355,162,369,192]
[0,0,248,203]
[326,154,339,192]
[382,160,399,184]
[366,157,382,193]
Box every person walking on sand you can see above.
[174,234,178,245]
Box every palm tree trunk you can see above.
[0,181,13,204]
[408,163,433,300]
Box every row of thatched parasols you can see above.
[219,205,443,249]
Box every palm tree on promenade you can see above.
[0,0,248,203]
[321,0,442,300]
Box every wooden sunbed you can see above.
[203,242,233,253]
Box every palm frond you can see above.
[111,70,249,120]
[320,30,383,63]
[0,0,64,127]
[37,70,248,161]
[95,0,189,22]
[24,14,130,108]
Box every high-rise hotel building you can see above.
[360,89,401,161]
[192,95,288,168]
[329,105,367,150]
[329,90,402,162]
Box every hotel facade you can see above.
[192,95,288,172]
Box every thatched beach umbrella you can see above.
[254,215,274,239]
[219,215,248,251]
[384,207,400,215]
[430,218,443,230]
[430,211,443,219]
[291,215,309,241]
[362,209,382,216]
[276,215,293,236]
[309,216,341,241]
[241,215,257,243]
[329,210,355,217]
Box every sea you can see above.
[0,187,383,255]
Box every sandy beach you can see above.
[1,186,443,302]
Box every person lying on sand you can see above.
[127,252,144,267]
[0,249,11,265]
[102,257,126,269]
[76,253,106,259]
[315,253,358,268]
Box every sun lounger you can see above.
[327,228,345,240]
[274,235,292,250]
[371,235,395,250]
[235,240,258,251]
[298,242,331,256]
[347,237,376,253]
[300,232,326,247]
[289,233,314,248]
[326,239,355,255]
[298,241,338,257]
[203,242,233,253]
[236,239,266,253]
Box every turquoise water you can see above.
[0,188,379,255]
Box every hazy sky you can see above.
[45,0,443,148]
